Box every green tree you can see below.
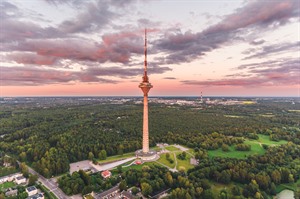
[117,165,122,173]
[28,174,38,186]
[119,180,127,191]
[222,144,230,152]
[141,182,153,196]
[98,150,107,160]
[88,152,94,160]
[132,186,139,195]
[20,162,29,178]
[19,152,27,161]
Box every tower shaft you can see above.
[142,94,149,153]
[139,28,152,154]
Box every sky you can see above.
[0,0,299,97]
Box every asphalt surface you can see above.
[27,166,69,199]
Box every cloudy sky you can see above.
[0,0,299,97]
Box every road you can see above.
[92,157,136,171]
[27,166,69,199]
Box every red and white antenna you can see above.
[143,28,149,82]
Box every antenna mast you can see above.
[143,28,149,82]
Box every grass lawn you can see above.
[187,149,195,155]
[210,182,236,198]
[157,153,175,168]
[208,134,287,159]
[276,182,298,193]
[224,115,243,118]
[208,143,265,159]
[111,161,160,173]
[256,134,288,146]
[175,152,193,170]
[165,145,180,151]
[0,181,15,190]
[98,152,135,164]
[288,110,300,112]
[150,146,161,152]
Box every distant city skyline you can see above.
[0,0,299,97]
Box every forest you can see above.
[0,97,299,198]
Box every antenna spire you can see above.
[143,28,148,82]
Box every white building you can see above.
[0,172,22,184]
[15,176,26,184]
[27,193,44,199]
[26,186,38,196]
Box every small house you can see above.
[26,186,38,196]
[101,170,111,179]
[15,176,26,184]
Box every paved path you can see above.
[92,157,136,171]
[173,144,189,151]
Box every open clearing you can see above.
[98,152,135,164]
[208,134,288,159]
[165,145,180,152]
[157,153,175,168]
[175,152,194,170]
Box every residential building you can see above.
[15,176,26,184]
[27,193,44,199]
[5,189,18,197]
[92,185,119,199]
[121,190,135,199]
[101,170,111,179]
[26,186,38,196]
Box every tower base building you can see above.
[135,149,157,161]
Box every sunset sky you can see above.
[0,0,299,97]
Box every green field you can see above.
[276,181,299,193]
[157,153,175,168]
[0,181,15,190]
[98,146,160,164]
[175,152,193,170]
[111,161,160,173]
[224,115,243,118]
[165,145,180,151]
[208,134,287,159]
[208,144,264,159]
[288,110,300,112]
[150,146,162,152]
[256,134,288,146]
[98,152,135,164]
[210,182,236,198]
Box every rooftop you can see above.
[26,186,37,192]
[94,185,119,199]
[16,176,25,180]
[27,193,44,199]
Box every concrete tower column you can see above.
[143,93,149,153]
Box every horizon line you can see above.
[1,95,299,98]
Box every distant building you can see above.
[3,162,11,167]
[26,186,38,196]
[101,170,111,179]
[121,190,135,199]
[92,185,119,199]
[15,176,26,184]
[0,176,8,184]
[0,172,22,184]
[5,188,18,197]
[27,193,44,199]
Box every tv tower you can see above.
[139,29,153,154]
